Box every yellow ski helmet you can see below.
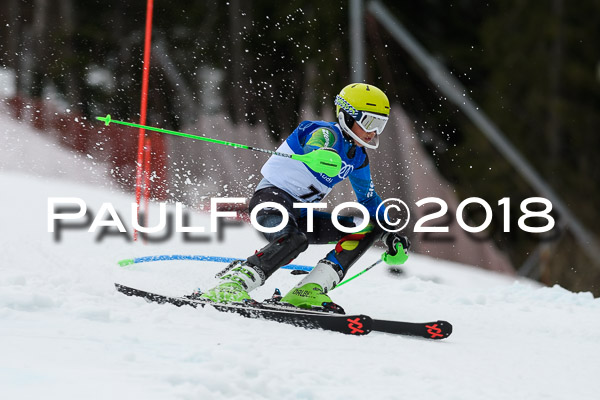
[334,83,390,149]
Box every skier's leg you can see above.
[199,187,308,303]
[321,220,384,278]
[245,188,308,278]
[281,217,384,311]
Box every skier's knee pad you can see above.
[328,221,382,274]
[247,232,308,278]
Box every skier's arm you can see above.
[301,127,338,153]
[348,156,384,219]
[349,156,411,265]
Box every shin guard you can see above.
[247,231,308,278]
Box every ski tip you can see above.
[429,320,452,339]
[96,114,112,126]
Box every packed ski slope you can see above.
[1,113,599,400]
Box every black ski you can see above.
[115,283,372,335]
[372,319,452,339]
[255,301,451,340]
[115,283,452,339]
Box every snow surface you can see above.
[1,110,599,400]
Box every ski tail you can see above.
[114,283,373,335]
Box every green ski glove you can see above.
[382,234,410,265]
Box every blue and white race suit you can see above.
[258,120,384,219]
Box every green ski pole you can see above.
[96,114,342,177]
[335,259,383,289]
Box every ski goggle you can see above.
[355,111,388,135]
[335,95,389,135]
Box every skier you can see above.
[197,83,411,312]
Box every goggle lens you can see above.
[357,112,388,135]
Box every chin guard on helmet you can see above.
[337,109,381,149]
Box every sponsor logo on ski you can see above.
[425,323,444,339]
[347,317,365,334]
